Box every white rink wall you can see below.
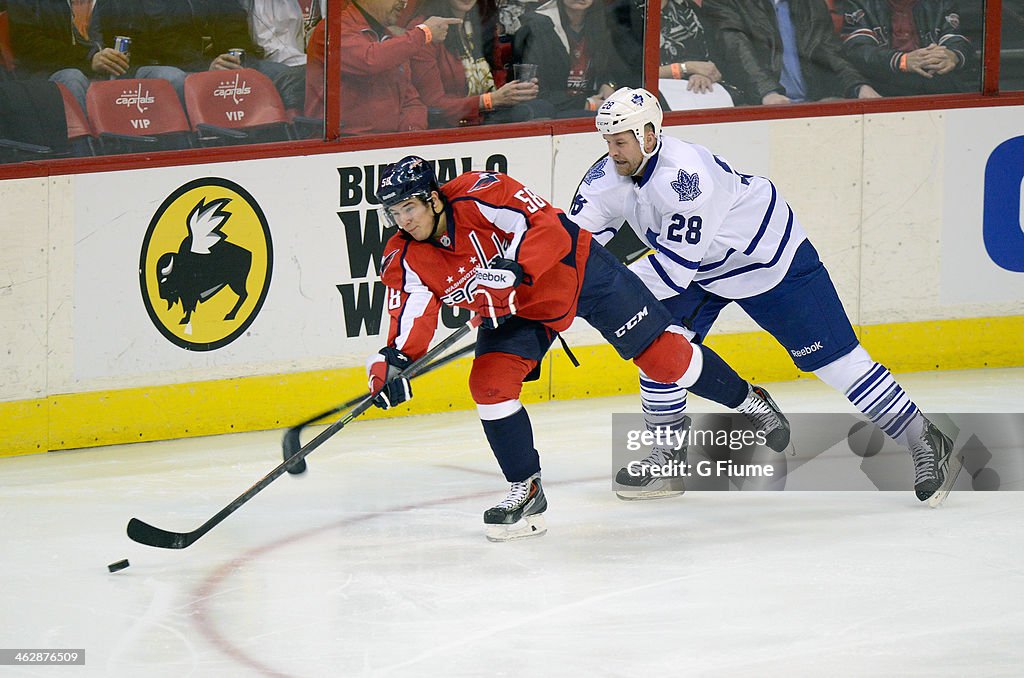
[1,106,1023,406]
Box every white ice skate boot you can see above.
[484,473,547,542]
[910,420,964,508]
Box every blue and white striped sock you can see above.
[845,362,924,449]
[639,370,688,433]
[815,345,926,450]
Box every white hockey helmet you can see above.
[595,87,663,157]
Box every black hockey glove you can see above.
[473,258,524,330]
[367,347,413,410]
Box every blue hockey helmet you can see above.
[377,156,439,209]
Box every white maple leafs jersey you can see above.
[570,135,808,300]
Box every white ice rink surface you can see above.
[2,368,1023,677]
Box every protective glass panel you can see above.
[1002,0,1024,90]
[0,0,323,165]
[692,0,982,107]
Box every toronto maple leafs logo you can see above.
[671,170,702,202]
[583,158,607,185]
[468,172,501,192]
[631,93,644,106]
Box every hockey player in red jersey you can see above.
[368,155,789,541]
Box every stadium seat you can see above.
[184,68,294,146]
[0,82,93,161]
[85,78,193,154]
[56,83,95,156]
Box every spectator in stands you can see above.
[512,0,627,116]
[91,0,258,102]
[240,0,323,111]
[409,0,552,127]
[836,0,977,96]
[304,0,460,134]
[702,0,881,105]
[495,0,540,36]
[606,0,738,109]
[7,0,104,108]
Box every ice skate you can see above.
[737,385,791,453]
[911,420,963,508]
[484,473,547,542]
[615,418,689,501]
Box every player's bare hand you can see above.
[687,74,714,94]
[762,91,791,105]
[422,16,463,43]
[210,53,243,71]
[91,47,129,77]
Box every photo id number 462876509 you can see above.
[0,649,85,665]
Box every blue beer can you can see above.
[114,35,131,54]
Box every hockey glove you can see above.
[473,258,524,330]
[367,347,413,410]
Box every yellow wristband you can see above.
[481,92,493,111]
[417,23,433,44]
[671,63,683,79]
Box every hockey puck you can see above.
[107,559,130,573]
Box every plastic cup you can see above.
[514,63,538,82]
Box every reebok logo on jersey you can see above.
[615,306,649,337]
[790,341,823,358]
[475,268,517,288]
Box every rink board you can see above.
[1,107,1023,456]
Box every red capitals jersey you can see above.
[380,171,594,359]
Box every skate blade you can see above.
[615,477,685,501]
[615,488,685,501]
[485,514,547,542]
[927,453,965,508]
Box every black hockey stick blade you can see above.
[281,341,476,475]
[126,319,478,550]
[281,427,308,475]
[127,517,194,549]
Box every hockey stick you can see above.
[127,319,479,550]
[281,340,476,474]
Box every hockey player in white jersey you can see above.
[573,86,963,507]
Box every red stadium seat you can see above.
[1,82,95,161]
[55,83,94,155]
[86,78,193,153]
[184,68,293,145]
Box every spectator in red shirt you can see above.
[304,0,460,134]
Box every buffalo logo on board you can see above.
[139,177,272,351]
